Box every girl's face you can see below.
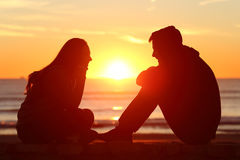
[76,45,92,69]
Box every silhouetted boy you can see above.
[101,26,221,144]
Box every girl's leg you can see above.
[76,108,94,130]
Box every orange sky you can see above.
[0,0,240,79]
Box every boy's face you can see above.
[151,40,168,61]
[152,39,181,61]
[152,49,160,60]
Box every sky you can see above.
[0,0,240,79]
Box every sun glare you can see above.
[104,60,132,80]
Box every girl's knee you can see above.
[82,109,94,127]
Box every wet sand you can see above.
[0,134,239,160]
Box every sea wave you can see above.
[0,117,239,129]
[220,90,240,93]
[221,96,240,99]
[0,94,239,103]
[0,97,24,102]
[1,90,240,96]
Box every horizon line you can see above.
[0,77,240,80]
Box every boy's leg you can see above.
[118,88,158,132]
[100,88,158,142]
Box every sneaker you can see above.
[78,129,98,145]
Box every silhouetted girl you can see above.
[17,38,97,144]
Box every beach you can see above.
[0,79,240,159]
[0,133,239,160]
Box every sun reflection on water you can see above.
[112,116,120,121]
[112,106,123,110]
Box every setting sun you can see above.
[104,60,133,80]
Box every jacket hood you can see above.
[182,45,199,57]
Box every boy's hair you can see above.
[149,26,182,47]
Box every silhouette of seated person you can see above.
[17,38,97,144]
[101,26,221,145]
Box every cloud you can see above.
[13,14,59,21]
[147,0,157,11]
[181,28,230,36]
[147,6,156,12]
[71,30,106,35]
[199,0,229,6]
[0,0,49,8]
[0,23,63,37]
[120,35,147,44]
[0,23,42,37]
[0,24,46,32]
[0,25,118,38]
[72,29,147,44]
[235,24,240,28]
[181,29,210,35]
[0,29,34,37]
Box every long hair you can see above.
[25,38,90,95]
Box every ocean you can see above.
[0,78,240,135]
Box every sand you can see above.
[0,133,239,160]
